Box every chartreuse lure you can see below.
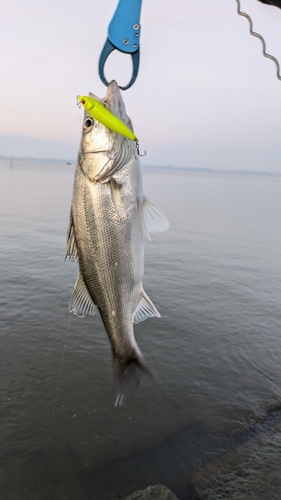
[77,95,137,142]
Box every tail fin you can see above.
[114,353,150,407]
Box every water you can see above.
[1,158,281,499]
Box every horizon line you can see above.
[0,155,281,177]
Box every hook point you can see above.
[76,95,81,108]
[136,141,146,157]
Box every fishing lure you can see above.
[77,95,138,141]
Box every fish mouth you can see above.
[105,80,130,125]
[105,80,121,106]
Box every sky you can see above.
[1,0,281,171]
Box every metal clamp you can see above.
[98,0,142,90]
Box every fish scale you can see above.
[75,173,136,350]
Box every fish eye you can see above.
[84,118,93,130]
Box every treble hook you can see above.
[135,141,146,157]
[76,95,81,108]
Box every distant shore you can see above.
[1,155,281,178]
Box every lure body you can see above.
[78,95,137,142]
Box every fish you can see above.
[66,80,169,406]
[77,95,137,142]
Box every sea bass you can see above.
[66,81,169,406]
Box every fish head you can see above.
[79,81,135,182]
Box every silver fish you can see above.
[65,81,169,406]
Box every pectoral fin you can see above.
[65,210,78,261]
[110,178,124,217]
[69,272,97,317]
[137,198,151,241]
[133,290,161,324]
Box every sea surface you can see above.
[1,158,281,500]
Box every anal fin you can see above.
[69,272,97,317]
[133,290,161,324]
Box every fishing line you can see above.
[44,313,71,454]
[39,314,71,492]
[235,0,281,80]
